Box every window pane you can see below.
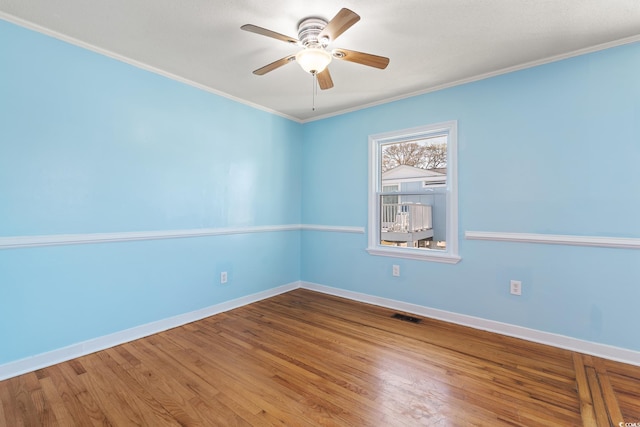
[381,135,447,176]
[379,196,446,250]
[379,136,447,250]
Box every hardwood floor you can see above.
[1,289,639,426]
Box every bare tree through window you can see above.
[381,137,447,173]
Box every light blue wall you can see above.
[2,16,639,367]
[0,20,302,364]
[301,42,640,351]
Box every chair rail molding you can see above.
[0,224,366,250]
[0,226,299,249]
[301,225,365,234]
[465,231,640,249]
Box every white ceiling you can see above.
[1,0,639,122]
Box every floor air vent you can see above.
[391,313,421,323]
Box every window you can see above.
[367,121,460,263]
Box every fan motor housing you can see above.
[297,18,328,48]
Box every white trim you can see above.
[303,35,640,123]
[0,282,300,381]
[0,12,300,123]
[3,12,638,125]
[300,281,640,367]
[4,280,640,379]
[0,224,365,250]
[0,225,301,250]
[465,231,640,249]
[366,247,461,263]
[301,224,365,234]
[0,224,367,249]
[368,121,459,262]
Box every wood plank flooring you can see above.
[1,289,639,426]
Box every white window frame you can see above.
[367,121,460,263]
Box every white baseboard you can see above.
[0,282,299,381]
[301,281,640,367]
[4,280,638,381]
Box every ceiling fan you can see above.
[241,8,390,90]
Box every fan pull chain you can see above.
[312,72,317,111]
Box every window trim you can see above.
[367,121,461,264]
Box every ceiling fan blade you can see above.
[253,55,296,75]
[333,48,390,69]
[317,68,334,90]
[241,24,299,45]
[318,8,360,43]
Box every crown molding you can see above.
[3,11,638,125]
[303,35,640,123]
[0,12,302,123]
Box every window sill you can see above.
[366,246,461,264]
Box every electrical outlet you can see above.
[220,271,228,284]
[510,280,522,296]
[392,265,400,277]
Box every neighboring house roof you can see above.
[382,165,446,182]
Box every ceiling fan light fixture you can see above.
[242,8,389,87]
[296,48,332,74]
